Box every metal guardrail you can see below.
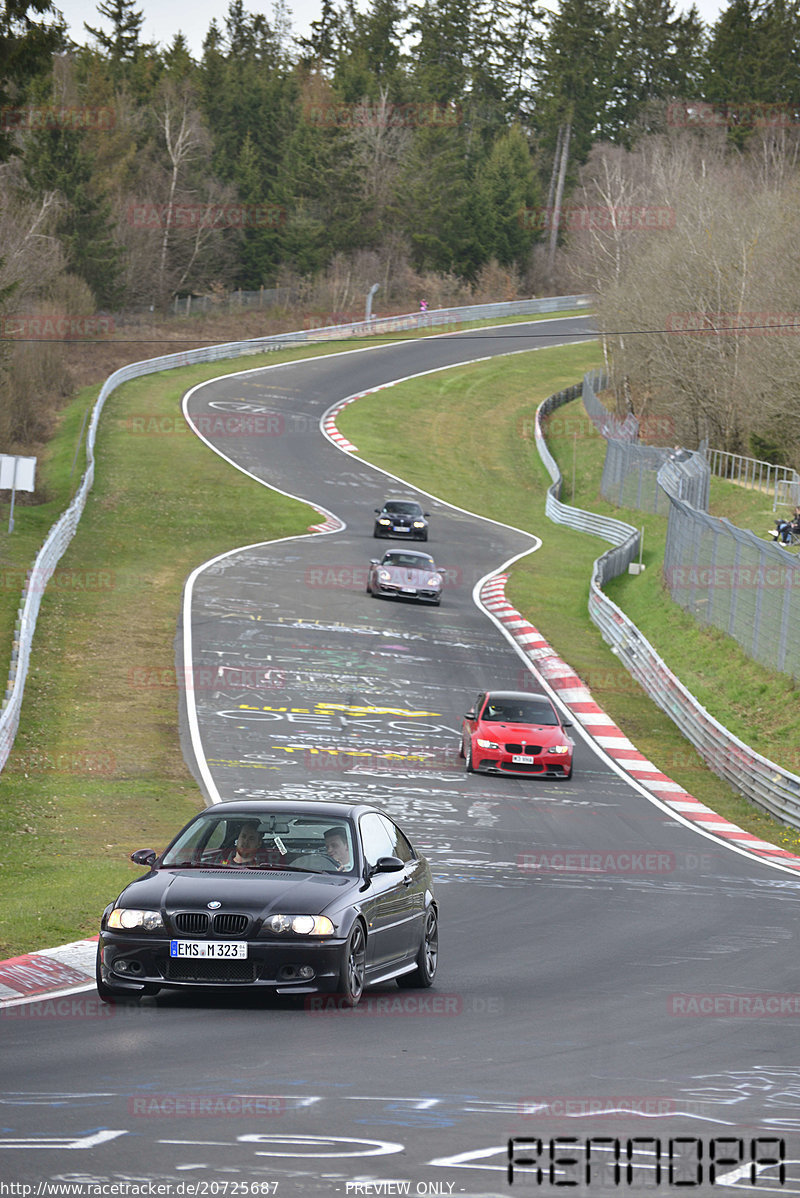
[0,294,592,773]
[536,380,800,830]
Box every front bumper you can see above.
[474,751,572,777]
[373,583,441,602]
[374,524,427,539]
[98,932,344,994]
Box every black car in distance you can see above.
[373,498,430,541]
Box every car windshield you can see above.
[160,812,356,873]
[482,700,559,725]
[384,502,422,516]
[383,553,435,569]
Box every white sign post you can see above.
[0,454,37,532]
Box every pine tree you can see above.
[23,127,122,306]
[410,0,473,103]
[609,0,706,139]
[477,126,541,266]
[84,0,147,63]
[0,0,64,161]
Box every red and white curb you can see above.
[308,511,344,533]
[321,382,399,454]
[0,937,97,1006]
[322,400,359,453]
[480,574,800,874]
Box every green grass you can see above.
[337,345,800,859]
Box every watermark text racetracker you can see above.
[518,204,674,232]
[128,1094,284,1117]
[667,310,800,335]
[129,666,285,692]
[0,315,114,340]
[305,564,462,589]
[306,993,502,1016]
[126,413,284,437]
[127,203,285,230]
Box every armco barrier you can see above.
[0,295,591,774]
[536,379,800,830]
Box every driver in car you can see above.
[217,821,264,866]
[324,827,352,871]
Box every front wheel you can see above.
[397,905,438,988]
[339,921,366,1007]
[465,739,476,773]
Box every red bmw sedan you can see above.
[460,690,574,779]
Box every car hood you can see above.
[480,721,568,742]
[383,567,438,582]
[117,868,354,917]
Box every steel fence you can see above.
[585,370,711,514]
[582,367,639,440]
[0,294,591,774]
[706,446,800,512]
[662,494,800,680]
[536,378,800,830]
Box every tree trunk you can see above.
[548,120,571,270]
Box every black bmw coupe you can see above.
[96,800,438,1007]
[373,498,430,540]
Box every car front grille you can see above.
[172,912,250,936]
[504,743,543,754]
[213,913,249,936]
[174,912,209,934]
[165,959,256,983]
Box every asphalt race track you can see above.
[3,318,800,1197]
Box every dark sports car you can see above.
[367,549,443,604]
[96,800,438,1007]
[373,498,430,540]
[461,690,574,778]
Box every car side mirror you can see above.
[561,720,573,729]
[423,512,430,517]
[464,710,475,720]
[372,856,404,874]
[130,849,158,868]
[374,508,380,514]
[369,558,379,565]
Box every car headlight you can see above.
[378,518,391,525]
[427,575,441,585]
[412,520,425,528]
[378,569,391,581]
[551,745,571,754]
[477,738,500,750]
[264,915,335,936]
[106,908,164,932]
